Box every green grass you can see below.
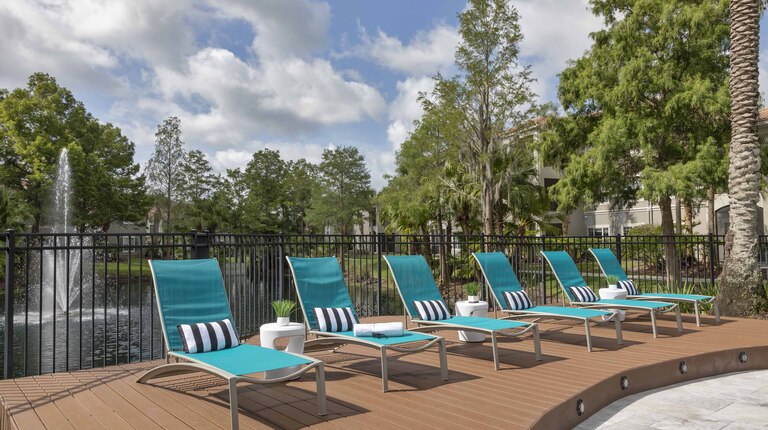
[105,257,151,276]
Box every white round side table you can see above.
[454,300,488,342]
[598,288,627,321]
[259,322,306,379]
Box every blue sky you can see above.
[0,1,766,189]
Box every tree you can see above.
[176,150,218,230]
[717,0,768,316]
[67,123,150,231]
[145,117,186,231]
[308,146,374,234]
[540,0,731,285]
[212,168,248,233]
[283,159,317,233]
[436,0,539,238]
[242,149,288,233]
[0,186,32,230]
[0,73,148,231]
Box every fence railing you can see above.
[1,230,762,379]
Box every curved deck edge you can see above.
[531,345,768,429]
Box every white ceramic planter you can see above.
[276,316,290,326]
[468,295,479,303]
[608,284,618,290]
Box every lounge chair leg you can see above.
[584,320,592,352]
[714,302,721,323]
[380,347,389,392]
[532,325,542,361]
[492,332,500,370]
[228,378,239,430]
[438,339,448,381]
[615,317,623,345]
[675,307,683,334]
[316,363,327,416]
[650,311,658,338]
[694,302,701,327]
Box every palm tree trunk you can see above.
[718,0,768,316]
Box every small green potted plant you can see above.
[464,282,481,303]
[606,275,620,289]
[272,299,297,326]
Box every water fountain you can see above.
[42,148,87,311]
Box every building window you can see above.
[588,227,609,237]
[623,226,634,236]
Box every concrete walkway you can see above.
[577,370,768,429]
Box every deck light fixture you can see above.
[679,361,688,374]
[620,376,629,390]
[739,351,748,363]
[576,399,585,416]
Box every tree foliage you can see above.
[145,116,186,231]
[380,0,549,239]
[0,73,149,231]
[308,146,373,234]
[445,0,541,237]
[539,0,730,283]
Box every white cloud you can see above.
[208,0,331,59]
[151,48,385,138]
[210,149,252,172]
[358,23,460,75]
[515,0,601,101]
[265,141,328,165]
[387,76,435,149]
[0,0,128,94]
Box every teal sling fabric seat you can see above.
[589,248,720,327]
[472,252,623,351]
[541,251,683,338]
[137,259,326,430]
[286,256,448,392]
[383,255,542,370]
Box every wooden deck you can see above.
[1,313,767,430]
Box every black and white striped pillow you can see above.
[177,318,239,354]
[570,286,599,302]
[502,290,533,310]
[617,279,638,295]
[413,300,450,321]
[314,307,357,332]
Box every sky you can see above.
[0,0,767,190]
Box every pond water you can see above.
[0,276,164,377]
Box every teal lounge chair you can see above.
[383,255,541,370]
[472,252,623,351]
[138,259,326,430]
[285,256,448,392]
[589,248,720,327]
[541,251,683,337]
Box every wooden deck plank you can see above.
[0,314,766,430]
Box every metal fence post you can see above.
[616,234,622,262]
[376,232,383,316]
[540,235,547,304]
[190,230,210,259]
[4,229,15,379]
[278,233,285,300]
[708,233,716,286]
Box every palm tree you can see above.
[717,0,768,316]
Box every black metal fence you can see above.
[1,230,763,379]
